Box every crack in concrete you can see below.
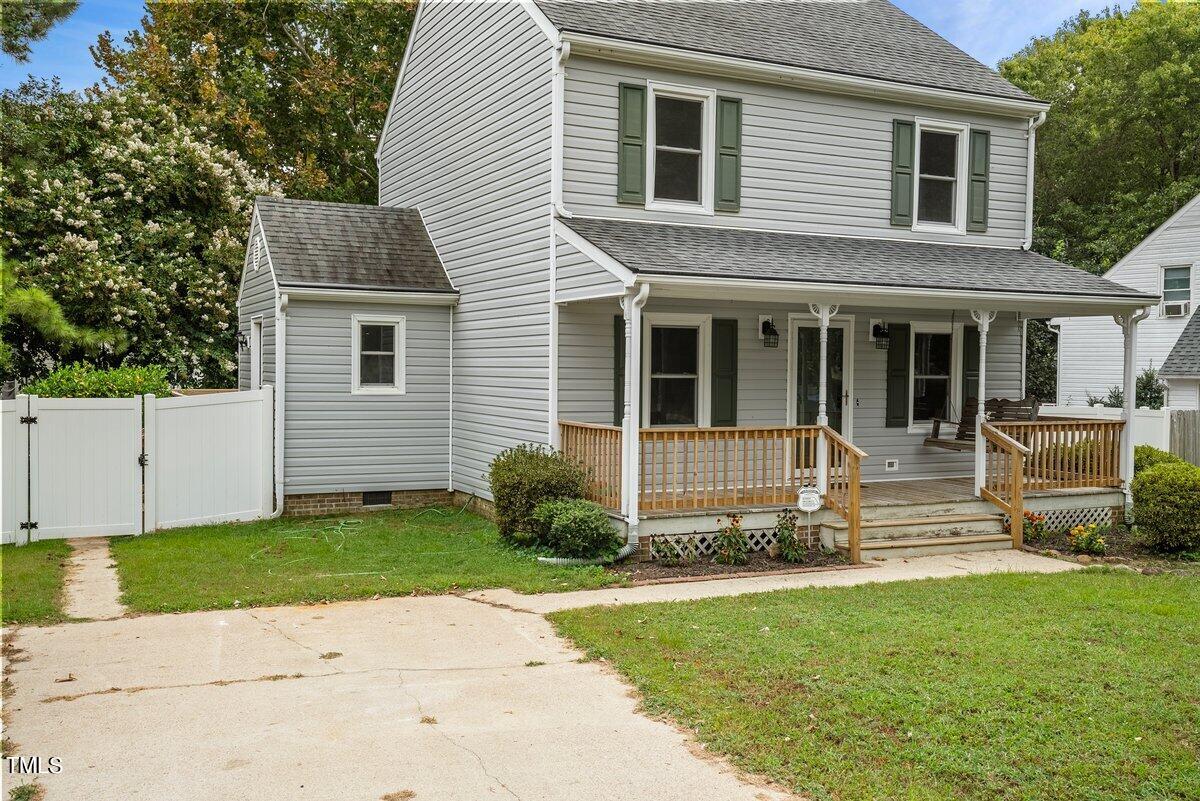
[243,609,346,673]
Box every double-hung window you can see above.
[643,314,711,426]
[1162,265,1192,316]
[648,84,715,213]
[913,119,969,231]
[910,326,954,425]
[351,314,405,395]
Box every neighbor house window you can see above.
[643,314,711,426]
[913,120,969,230]
[911,328,953,424]
[1162,265,1191,314]
[351,314,405,394]
[648,84,714,213]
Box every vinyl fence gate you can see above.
[2,389,273,544]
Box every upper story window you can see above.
[351,314,406,395]
[647,83,715,214]
[1162,265,1192,316]
[913,119,969,232]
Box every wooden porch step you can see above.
[824,513,1003,531]
[835,532,1012,560]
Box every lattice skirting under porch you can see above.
[1008,506,1123,532]
[645,526,820,561]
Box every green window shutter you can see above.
[885,322,911,427]
[890,120,915,226]
[613,315,625,426]
[961,325,981,406]
[711,319,738,426]
[966,129,990,232]
[714,96,742,212]
[617,83,647,204]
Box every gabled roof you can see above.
[536,0,1037,103]
[1162,313,1200,377]
[254,197,455,293]
[560,216,1158,301]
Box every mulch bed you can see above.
[609,550,852,583]
[1024,527,1198,575]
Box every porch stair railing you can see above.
[980,422,1031,548]
[821,426,867,564]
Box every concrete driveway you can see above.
[4,595,788,801]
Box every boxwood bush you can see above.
[23,363,171,398]
[1133,445,1184,476]
[487,444,586,541]
[532,498,622,559]
[1132,461,1200,553]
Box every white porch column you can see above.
[970,310,997,496]
[1115,308,1151,507]
[621,284,649,541]
[809,303,838,494]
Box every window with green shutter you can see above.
[617,83,647,204]
[714,97,741,212]
[966,129,990,232]
[890,120,915,226]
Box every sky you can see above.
[0,0,1115,92]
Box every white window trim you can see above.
[911,117,971,235]
[645,81,717,216]
[641,312,712,427]
[785,313,856,438]
[249,315,264,390]
[1159,263,1194,317]
[907,321,963,433]
[351,313,406,396]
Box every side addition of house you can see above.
[242,0,1159,562]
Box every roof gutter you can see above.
[1022,110,1048,250]
[562,32,1050,118]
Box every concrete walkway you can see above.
[62,538,126,620]
[467,549,1080,613]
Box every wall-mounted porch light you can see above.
[759,317,780,349]
[236,331,249,352]
[870,321,891,350]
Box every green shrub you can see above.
[532,498,621,558]
[714,514,748,565]
[23,363,171,398]
[1132,462,1200,553]
[774,508,808,563]
[488,444,586,541]
[529,498,578,546]
[1134,445,1184,475]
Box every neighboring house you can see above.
[1054,193,1200,408]
[238,0,1156,559]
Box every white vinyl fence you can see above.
[2,389,273,544]
[1041,404,1172,450]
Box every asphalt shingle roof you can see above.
[561,216,1158,300]
[1162,313,1200,377]
[536,0,1039,103]
[255,197,455,293]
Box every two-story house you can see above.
[238,0,1157,561]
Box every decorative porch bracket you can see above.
[969,310,997,496]
[1113,307,1152,508]
[808,303,839,494]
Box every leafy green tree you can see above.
[91,0,416,203]
[1086,367,1168,410]
[0,78,274,386]
[1025,319,1058,403]
[1,0,78,62]
[1000,2,1200,276]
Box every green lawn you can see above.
[552,570,1200,801]
[110,506,623,613]
[1,540,72,625]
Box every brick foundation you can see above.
[284,489,454,517]
[450,491,496,521]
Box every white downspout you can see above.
[1022,111,1047,251]
[1117,308,1151,509]
[547,39,570,448]
[448,303,454,491]
[269,292,288,518]
[621,283,649,543]
[551,40,573,220]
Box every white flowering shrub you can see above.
[1,79,276,385]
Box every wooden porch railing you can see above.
[559,420,622,510]
[638,426,822,511]
[993,419,1124,491]
[980,422,1030,548]
[822,426,867,564]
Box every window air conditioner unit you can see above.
[1162,301,1190,318]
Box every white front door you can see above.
[787,316,854,437]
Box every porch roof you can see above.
[561,217,1158,305]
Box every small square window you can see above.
[352,316,405,394]
[1163,266,1191,303]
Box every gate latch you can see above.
[138,454,149,467]
[19,521,37,530]
[19,416,37,424]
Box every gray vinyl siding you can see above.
[1166,379,1200,410]
[282,299,450,495]
[562,56,1030,248]
[237,215,277,391]
[556,238,623,298]
[558,297,1022,481]
[1056,197,1200,404]
[377,1,554,498]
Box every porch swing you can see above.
[923,396,1042,451]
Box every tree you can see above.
[1,0,78,62]
[1000,2,1200,276]
[1025,318,1058,403]
[1085,367,1168,410]
[91,0,416,203]
[0,78,274,386]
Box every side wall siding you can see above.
[1057,199,1200,404]
[283,299,451,495]
[558,298,1021,481]
[237,215,277,391]
[562,56,1030,248]
[378,1,554,499]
